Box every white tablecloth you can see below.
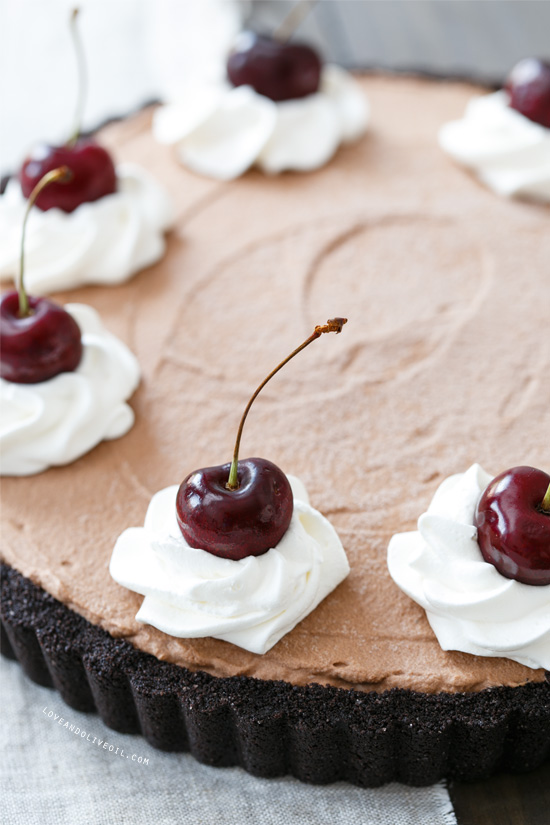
[1,658,457,825]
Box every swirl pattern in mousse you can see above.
[1,78,549,695]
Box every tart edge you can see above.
[1,562,549,787]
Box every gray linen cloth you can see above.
[1,659,457,825]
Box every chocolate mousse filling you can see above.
[1,77,549,702]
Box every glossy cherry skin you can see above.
[227,32,321,102]
[474,466,550,586]
[176,457,293,560]
[505,58,550,128]
[0,291,82,384]
[19,139,116,213]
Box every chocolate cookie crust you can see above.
[2,563,549,787]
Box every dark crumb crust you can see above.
[2,563,549,787]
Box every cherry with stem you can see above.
[273,0,320,42]
[176,317,347,560]
[1,167,83,384]
[67,7,87,147]
[505,58,550,129]
[475,466,550,586]
[227,316,347,490]
[19,7,116,213]
[17,167,72,317]
[227,0,322,102]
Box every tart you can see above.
[1,75,549,785]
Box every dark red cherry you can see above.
[474,466,550,586]
[175,318,346,561]
[227,31,321,102]
[176,458,293,560]
[505,58,550,128]
[19,140,116,213]
[0,291,82,384]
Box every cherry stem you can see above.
[18,167,72,318]
[226,317,347,490]
[273,0,319,42]
[67,8,87,147]
[542,482,550,513]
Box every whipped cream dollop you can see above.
[0,164,174,295]
[110,475,350,654]
[1,303,140,476]
[153,65,369,180]
[388,464,550,671]
[439,90,550,202]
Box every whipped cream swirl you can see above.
[1,303,140,476]
[439,91,550,202]
[0,164,174,295]
[110,475,350,654]
[388,464,550,671]
[153,65,369,180]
